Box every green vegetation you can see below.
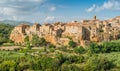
[84,55,114,71]
[31,35,48,47]
[0,24,14,45]
[89,41,120,54]
[74,46,86,54]
[68,40,77,47]
[0,47,119,71]
[24,36,31,49]
[0,50,84,71]
[1,40,120,71]
[98,28,104,32]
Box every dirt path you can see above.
[0,46,20,50]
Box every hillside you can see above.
[0,20,32,26]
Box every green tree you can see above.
[24,36,31,49]
[31,35,41,47]
[61,64,82,71]
[74,46,86,54]
[84,55,114,71]
[31,35,47,47]
[68,40,77,47]
[0,60,17,71]
[0,38,7,45]
[89,43,102,54]
[0,24,14,45]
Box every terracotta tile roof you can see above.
[33,23,41,26]
[115,16,120,19]
[65,22,81,26]
[18,24,30,27]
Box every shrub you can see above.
[49,48,55,52]
[17,62,30,71]
[34,56,55,71]
[68,40,77,47]
[89,41,120,53]
[14,48,20,51]
[65,55,84,64]
[58,45,68,52]
[84,55,114,71]
[74,46,86,54]
[55,53,84,65]
[24,36,29,42]
[0,38,7,45]
[101,42,120,53]
[99,28,104,32]
[31,35,47,47]
[19,48,28,53]
[61,64,82,71]
[48,44,56,48]
[0,60,17,71]
[89,43,102,54]
[55,53,67,66]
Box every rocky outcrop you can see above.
[10,16,120,46]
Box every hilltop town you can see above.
[10,16,120,46]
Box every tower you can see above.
[93,16,97,20]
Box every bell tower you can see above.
[93,16,97,20]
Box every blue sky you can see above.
[0,0,120,23]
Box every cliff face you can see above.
[10,16,120,46]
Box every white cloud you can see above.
[0,0,46,15]
[0,0,63,22]
[49,6,56,12]
[45,16,55,22]
[103,1,113,9]
[0,0,48,21]
[86,0,120,12]
[86,4,96,12]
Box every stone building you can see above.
[10,24,30,43]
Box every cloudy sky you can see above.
[0,0,120,23]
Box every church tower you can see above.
[93,16,97,20]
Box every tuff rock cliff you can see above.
[10,16,120,46]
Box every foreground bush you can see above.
[84,55,114,71]
[0,60,17,71]
[68,40,77,47]
[89,41,120,53]
[0,24,14,45]
[31,35,47,47]
[74,46,86,54]
[61,64,82,71]
[65,55,84,64]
